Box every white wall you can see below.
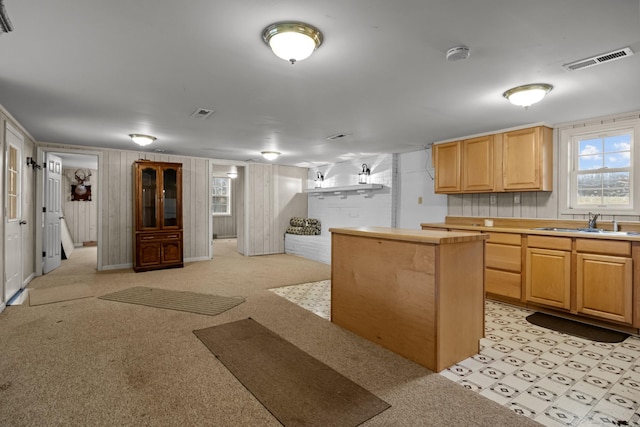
[308,154,395,234]
[397,148,448,229]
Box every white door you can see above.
[43,154,63,273]
[4,125,23,302]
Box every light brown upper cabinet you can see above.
[502,126,553,191]
[433,141,461,193]
[433,125,553,194]
[462,135,494,192]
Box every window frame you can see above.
[559,117,640,215]
[211,176,232,216]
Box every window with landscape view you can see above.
[561,117,640,215]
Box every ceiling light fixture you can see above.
[503,83,553,108]
[262,21,323,64]
[129,134,156,146]
[261,151,280,161]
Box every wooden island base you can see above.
[330,227,487,372]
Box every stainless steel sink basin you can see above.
[532,227,640,236]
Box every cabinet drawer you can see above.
[527,235,572,251]
[575,239,631,257]
[486,269,521,299]
[486,243,521,272]
[486,232,521,245]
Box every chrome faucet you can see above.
[588,212,600,229]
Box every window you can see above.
[560,116,640,214]
[212,177,231,215]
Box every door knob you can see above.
[19,220,27,225]
[59,216,65,219]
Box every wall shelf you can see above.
[305,184,383,194]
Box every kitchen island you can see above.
[329,226,488,372]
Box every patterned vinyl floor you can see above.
[270,281,640,426]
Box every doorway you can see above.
[210,162,245,257]
[36,148,101,275]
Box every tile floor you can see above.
[271,280,640,426]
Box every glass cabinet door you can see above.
[163,167,178,227]
[141,167,157,228]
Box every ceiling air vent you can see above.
[562,47,634,71]
[190,108,214,119]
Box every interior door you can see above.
[4,125,23,302]
[43,153,63,273]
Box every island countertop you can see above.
[328,226,489,245]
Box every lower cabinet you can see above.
[575,238,633,324]
[485,232,522,299]
[525,236,572,310]
[135,232,183,272]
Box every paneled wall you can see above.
[39,143,211,269]
[62,168,98,244]
[245,163,307,256]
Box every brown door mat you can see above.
[194,318,390,427]
[525,312,629,343]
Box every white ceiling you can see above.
[1,0,639,167]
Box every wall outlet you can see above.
[418,196,423,205]
[514,194,520,204]
[490,194,497,205]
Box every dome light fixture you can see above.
[503,83,553,108]
[261,151,280,161]
[129,134,156,146]
[262,21,323,64]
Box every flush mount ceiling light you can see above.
[503,83,553,108]
[262,21,323,64]
[129,134,156,146]
[261,151,280,161]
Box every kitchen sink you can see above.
[532,227,640,236]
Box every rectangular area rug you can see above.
[99,286,244,316]
[29,284,93,306]
[193,318,390,427]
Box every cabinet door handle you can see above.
[19,220,27,225]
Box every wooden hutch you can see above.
[133,160,183,272]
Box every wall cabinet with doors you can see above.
[502,126,553,191]
[433,125,552,194]
[525,235,571,310]
[433,141,461,193]
[434,135,494,193]
[133,160,183,272]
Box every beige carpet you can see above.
[0,241,540,426]
[29,283,93,306]
[99,286,245,316]
[194,318,390,427]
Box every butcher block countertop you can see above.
[328,226,489,245]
